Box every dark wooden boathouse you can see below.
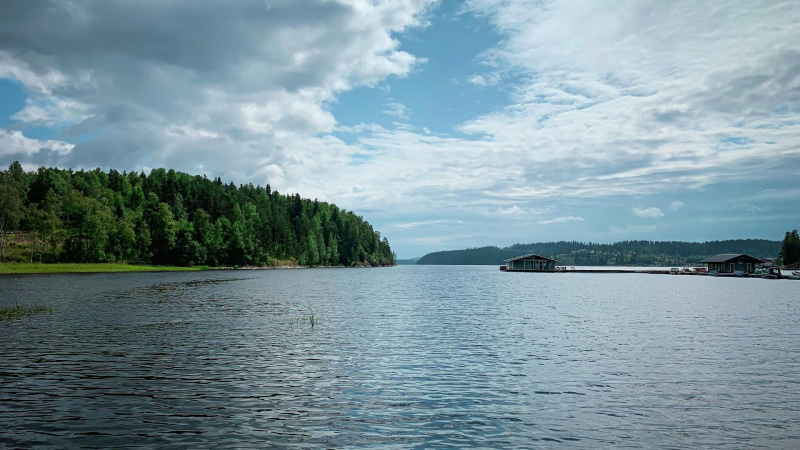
[699,254,763,274]
[501,253,559,272]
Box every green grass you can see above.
[0,304,52,320]
[0,263,213,275]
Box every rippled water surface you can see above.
[2,266,800,448]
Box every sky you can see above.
[1,0,799,258]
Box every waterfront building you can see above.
[699,254,763,274]
[502,253,559,272]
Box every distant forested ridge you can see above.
[0,162,395,267]
[416,240,782,266]
[396,257,421,265]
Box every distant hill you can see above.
[397,257,421,265]
[416,239,782,266]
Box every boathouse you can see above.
[502,253,559,272]
[699,254,763,274]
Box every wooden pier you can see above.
[502,267,672,274]
[501,266,794,279]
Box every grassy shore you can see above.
[0,263,212,275]
[0,304,52,320]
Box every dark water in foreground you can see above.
[2,266,799,448]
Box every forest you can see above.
[0,162,395,267]
[416,239,783,266]
[779,230,800,266]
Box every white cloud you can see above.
[467,74,487,86]
[383,102,411,120]
[406,234,478,245]
[12,97,92,127]
[495,205,526,216]
[732,204,770,213]
[0,0,435,172]
[632,207,665,218]
[0,130,74,157]
[396,219,462,229]
[466,72,500,86]
[670,201,685,211]
[538,215,584,225]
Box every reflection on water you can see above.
[2,266,799,448]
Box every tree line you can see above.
[0,162,395,267]
[778,230,800,266]
[416,239,783,266]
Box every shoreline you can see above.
[0,263,212,275]
[224,263,395,270]
[0,262,396,275]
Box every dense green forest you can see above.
[416,239,783,266]
[779,230,800,266]
[0,162,395,267]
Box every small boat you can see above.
[792,271,800,277]
[709,270,719,277]
[733,271,747,277]
[788,274,800,280]
[763,267,783,279]
[670,268,680,275]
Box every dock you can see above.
[561,268,670,274]
[503,267,673,274]
[501,266,794,279]
[500,252,795,279]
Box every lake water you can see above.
[2,265,800,448]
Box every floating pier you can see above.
[501,267,672,274]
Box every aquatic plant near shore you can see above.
[0,303,52,320]
[290,311,318,328]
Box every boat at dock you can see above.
[762,267,783,279]
[671,266,704,275]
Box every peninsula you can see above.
[0,162,395,273]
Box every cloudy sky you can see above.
[1,0,799,257]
